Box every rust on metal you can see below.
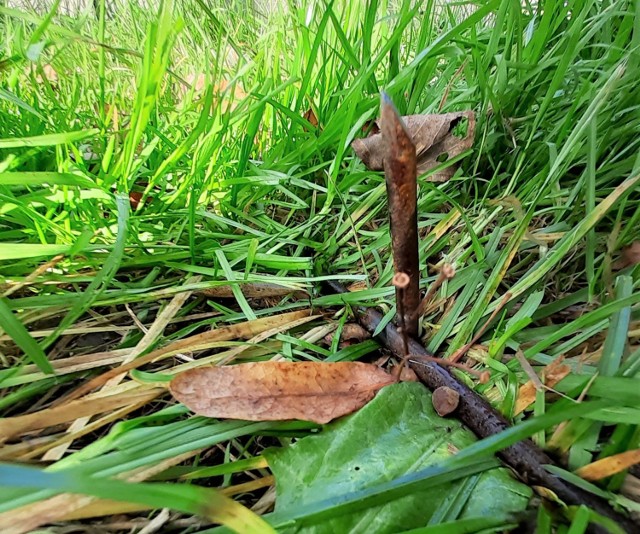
[381,93,420,337]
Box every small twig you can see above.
[515,349,545,391]
[438,59,468,112]
[449,292,512,363]
[411,354,490,383]
[392,272,411,380]
[398,267,488,383]
[417,263,456,317]
[1,254,65,298]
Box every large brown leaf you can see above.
[613,240,640,269]
[169,361,396,424]
[352,111,475,181]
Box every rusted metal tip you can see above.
[379,93,414,153]
[380,91,400,115]
[392,272,411,289]
[381,92,418,338]
[380,92,400,122]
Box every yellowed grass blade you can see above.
[0,388,163,442]
[44,278,200,461]
[59,309,314,402]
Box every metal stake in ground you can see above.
[380,93,420,338]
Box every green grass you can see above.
[1,0,639,532]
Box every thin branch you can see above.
[381,93,420,337]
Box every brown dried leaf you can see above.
[514,356,571,415]
[25,63,59,86]
[576,449,640,481]
[128,191,148,209]
[323,323,370,347]
[170,361,396,424]
[351,111,475,181]
[303,108,319,129]
[340,323,370,341]
[613,241,640,270]
[624,241,640,265]
[346,280,369,292]
[361,119,380,136]
[176,75,247,110]
[60,310,315,402]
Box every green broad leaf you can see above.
[264,382,532,533]
[402,516,519,533]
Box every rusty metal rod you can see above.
[323,280,636,534]
[381,93,420,337]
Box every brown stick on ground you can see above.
[381,93,420,337]
[323,280,636,534]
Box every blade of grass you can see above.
[0,463,274,534]
[0,299,54,374]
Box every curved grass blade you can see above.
[0,299,53,374]
[0,463,274,534]
[0,244,71,262]
[0,88,45,120]
[41,193,129,350]
[598,275,633,377]
[0,130,99,149]
[0,172,98,188]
